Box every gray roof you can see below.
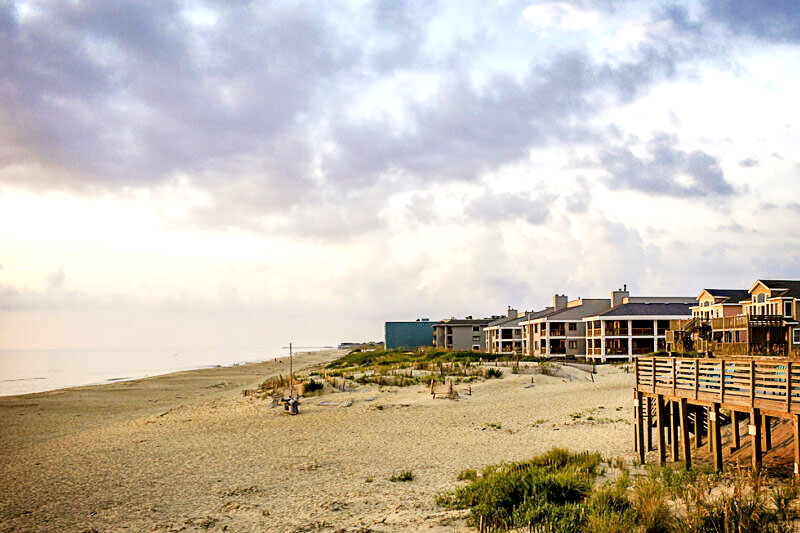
[536,299,611,321]
[487,315,525,327]
[595,302,692,317]
[434,318,494,326]
[756,280,800,299]
[704,289,750,302]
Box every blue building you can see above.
[385,319,434,350]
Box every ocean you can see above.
[0,347,285,397]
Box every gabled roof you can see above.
[593,302,692,318]
[750,280,800,299]
[698,289,750,303]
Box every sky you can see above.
[0,0,799,350]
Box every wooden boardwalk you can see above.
[633,356,800,474]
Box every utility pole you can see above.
[289,342,294,397]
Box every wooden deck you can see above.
[633,356,800,475]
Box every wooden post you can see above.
[636,391,645,464]
[665,401,672,445]
[694,405,703,448]
[671,400,680,462]
[712,403,723,472]
[672,358,676,395]
[763,414,772,452]
[750,360,756,407]
[707,406,714,453]
[679,398,691,469]
[730,411,740,452]
[646,396,654,451]
[750,408,762,473]
[694,360,699,400]
[656,395,666,465]
[794,414,800,478]
[720,359,725,403]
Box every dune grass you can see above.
[437,448,800,533]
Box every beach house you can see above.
[520,294,613,358]
[690,289,749,320]
[432,316,495,351]
[708,279,800,355]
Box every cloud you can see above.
[705,0,800,42]
[599,133,735,197]
[738,158,759,168]
[466,190,552,225]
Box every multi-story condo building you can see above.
[484,308,526,355]
[432,316,494,351]
[584,301,693,361]
[520,294,614,358]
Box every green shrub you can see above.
[389,470,415,482]
[486,367,504,378]
[457,469,478,481]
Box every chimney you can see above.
[465,315,472,320]
[553,294,568,311]
[611,285,630,308]
[507,306,517,319]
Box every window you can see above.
[758,294,766,303]
[568,340,577,349]
[704,301,709,307]
[794,328,800,345]
[568,322,577,331]
[473,326,479,332]
[786,301,794,318]
[472,344,480,351]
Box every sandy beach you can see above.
[0,351,636,532]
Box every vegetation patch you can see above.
[437,448,800,532]
[389,470,415,482]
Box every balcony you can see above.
[711,315,784,331]
[605,328,628,337]
[631,328,655,336]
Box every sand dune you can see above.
[0,352,635,532]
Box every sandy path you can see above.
[0,354,635,532]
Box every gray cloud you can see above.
[0,0,354,195]
[600,134,735,197]
[0,0,745,241]
[738,158,759,168]
[705,0,800,42]
[466,190,552,226]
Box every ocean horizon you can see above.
[0,347,290,397]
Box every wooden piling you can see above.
[656,395,666,466]
[646,396,654,451]
[694,405,703,448]
[712,403,723,472]
[636,391,645,464]
[679,398,691,469]
[763,414,772,452]
[671,400,680,462]
[794,414,800,478]
[750,408,762,473]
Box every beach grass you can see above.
[437,448,800,532]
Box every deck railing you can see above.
[711,315,784,330]
[635,356,800,413]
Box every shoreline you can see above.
[0,347,316,398]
